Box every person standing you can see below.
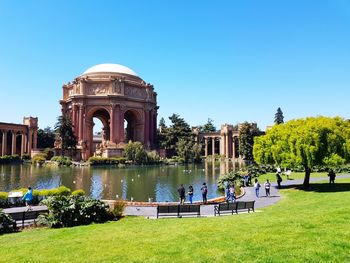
[201,182,208,204]
[276,173,283,188]
[328,169,336,185]
[254,179,261,198]
[225,184,230,203]
[188,185,194,204]
[178,184,185,205]
[264,179,271,197]
[229,184,236,203]
[22,186,33,211]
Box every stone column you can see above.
[119,106,125,143]
[11,131,17,155]
[28,129,33,155]
[2,130,7,156]
[225,134,229,158]
[211,137,215,156]
[232,137,236,159]
[78,104,84,141]
[33,129,37,150]
[204,138,208,157]
[144,110,149,147]
[72,104,77,135]
[21,133,26,155]
[110,104,116,143]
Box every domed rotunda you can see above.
[60,63,158,161]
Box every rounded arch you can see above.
[123,109,143,143]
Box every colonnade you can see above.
[0,118,38,157]
[203,135,239,159]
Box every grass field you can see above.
[257,171,329,183]
[0,178,349,263]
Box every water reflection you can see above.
[0,160,244,202]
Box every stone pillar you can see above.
[28,129,33,155]
[204,138,208,157]
[78,104,84,141]
[72,104,77,135]
[119,107,125,143]
[211,137,215,156]
[110,104,116,143]
[2,130,7,156]
[21,133,26,155]
[232,137,236,159]
[144,110,149,147]
[225,134,229,158]
[11,131,17,155]
[33,129,37,150]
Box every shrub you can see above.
[0,192,9,208]
[0,155,21,164]
[217,171,241,191]
[43,148,55,160]
[71,189,85,196]
[51,156,72,166]
[112,200,126,219]
[147,151,161,164]
[0,210,17,235]
[21,154,30,160]
[88,157,119,165]
[32,154,46,166]
[124,142,147,164]
[39,196,112,228]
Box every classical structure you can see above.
[60,63,158,160]
[193,124,241,159]
[0,117,38,157]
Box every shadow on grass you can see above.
[281,183,350,193]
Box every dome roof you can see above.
[82,63,138,77]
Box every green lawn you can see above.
[257,171,330,183]
[1,179,350,263]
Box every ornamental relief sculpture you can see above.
[124,86,146,99]
[87,83,109,95]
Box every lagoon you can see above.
[0,161,243,202]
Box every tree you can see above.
[37,127,56,149]
[176,139,193,163]
[157,117,168,149]
[160,114,192,152]
[253,116,350,187]
[124,141,147,164]
[274,107,284,124]
[55,115,77,155]
[238,122,262,161]
[201,118,216,133]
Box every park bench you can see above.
[7,209,48,228]
[214,201,255,216]
[157,204,201,218]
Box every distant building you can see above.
[0,117,38,157]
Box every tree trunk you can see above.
[303,166,311,188]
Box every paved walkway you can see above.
[4,175,350,220]
[125,174,350,218]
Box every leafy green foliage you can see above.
[200,118,216,132]
[112,200,126,219]
[124,142,147,164]
[217,171,241,191]
[37,127,56,149]
[0,155,21,164]
[88,157,127,165]
[238,122,262,161]
[274,107,284,124]
[71,190,86,196]
[254,116,350,186]
[51,156,72,166]
[40,196,112,228]
[32,154,46,166]
[0,210,17,235]
[55,115,77,154]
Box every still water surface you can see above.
[0,161,242,202]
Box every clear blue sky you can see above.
[0,0,349,131]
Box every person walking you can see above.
[328,169,336,185]
[229,184,236,203]
[22,186,33,211]
[254,179,261,198]
[201,182,208,204]
[264,179,271,197]
[188,185,194,204]
[178,184,185,205]
[225,184,230,202]
[276,173,283,188]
